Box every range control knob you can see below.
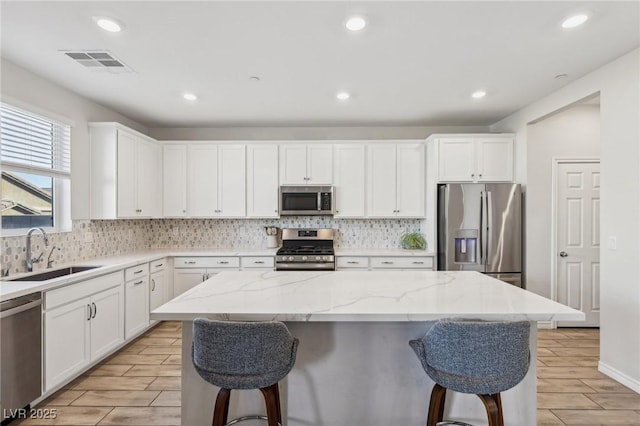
[288,256,294,261]
[302,256,308,261]
[322,256,328,261]
[315,256,321,260]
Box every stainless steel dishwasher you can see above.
[1,292,42,423]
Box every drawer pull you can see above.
[218,261,229,264]
[184,261,197,265]
[134,280,144,285]
[134,269,144,274]
[347,261,360,264]
[87,304,92,321]
[382,261,394,265]
[412,261,425,265]
[254,261,265,264]
[92,302,97,319]
[155,263,164,268]
[151,279,156,291]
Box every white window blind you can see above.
[0,103,71,177]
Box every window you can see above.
[1,103,71,234]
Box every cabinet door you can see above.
[367,144,397,217]
[45,298,90,391]
[396,144,425,217]
[116,130,138,217]
[247,144,279,218]
[137,138,162,217]
[476,138,514,182]
[91,285,125,359]
[334,145,365,217]
[189,144,218,217]
[279,145,308,184]
[163,144,188,217]
[307,144,333,184]
[438,138,476,182]
[173,268,207,297]
[150,270,166,312]
[218,145,246,217]
[125,277,149,339]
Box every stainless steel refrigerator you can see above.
[437,183,523,287]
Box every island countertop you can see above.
[151,270,584,322]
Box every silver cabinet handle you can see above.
[134,269,144,274]
[412,261,424,264]
[134,280,144,285]
[382,261,394,264]
[471,174,475,178]
[87,304,92,321]
[254,261,265,264]
[479,173,483,178]
[92,302,97,319]
[217,261,229,264]
[151,279,156,291]
[559,251,568,257]
[184,261,197,265]
[347,261,360,264]
[155,263,164,268]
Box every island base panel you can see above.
[180,321,537,426]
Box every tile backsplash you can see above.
[1,217,424,274]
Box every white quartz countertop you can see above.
[334,248,435,256]
[150,270,584,322]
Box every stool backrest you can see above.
[193,319,297,376]
[423,319,530,381]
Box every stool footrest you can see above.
[225,415,281,426]
[437,422,474,426]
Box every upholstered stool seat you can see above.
[409,319,530,426]
[192,318,299,426]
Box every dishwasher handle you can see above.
[0,298,42,319]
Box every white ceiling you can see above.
[1,1,638,128]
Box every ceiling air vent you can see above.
[61,50,134,73]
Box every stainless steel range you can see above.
[275,228,335,271]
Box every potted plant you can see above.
[400,232,427,250]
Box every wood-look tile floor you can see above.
[13,324,640,425]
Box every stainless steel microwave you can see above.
[279,186,334,216]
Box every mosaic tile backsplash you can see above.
[1,218,424,274]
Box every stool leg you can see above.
[273,382,283,424]
[212,388,231,426]
[477,393,504,426]
[260,383,281,426]
[427,383,447,426]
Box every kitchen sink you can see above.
[6,266,102,282]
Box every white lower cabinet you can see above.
[173,257,241,297]
[149,259,169,321]
[125,265,150,339]
[336,256,434,271]
[44,272,124,391]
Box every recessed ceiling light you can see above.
[183,93,197,101]
[336,92,351,100]
[93,17,123,33]
[471,90,487,99]
[345,16,366,31]
[562,13,589,29]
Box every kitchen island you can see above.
[151,270,584,426]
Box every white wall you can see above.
[1,58,148,220]
[148,125,489,141]
[525,105,600,298]
[492,48,640,392]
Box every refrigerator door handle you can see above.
[479,191,484,264]
[486,191,493,266]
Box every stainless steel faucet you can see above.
[26,227,49,272]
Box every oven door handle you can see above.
[0,299,42,319]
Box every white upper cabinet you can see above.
[436,135,514,182]
[334,144,366,217]
[189,144,219,217]
[247,144,279,218]
[367,143,425,218]
[280,144,332,184]
[163,144,188,217]
[90,123,161,219]
[217,145,246,217]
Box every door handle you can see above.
[559,251,568,257]
[92,302,97,319]
[87,304,92,321]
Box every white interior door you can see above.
[556,161,600,327]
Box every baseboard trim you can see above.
[537,320,554,329]
[598,361,640,393]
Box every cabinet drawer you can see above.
[174,256,240,268]
[240,257,274,269]
[370,256,433,269]
[45,272,123,310]
[125,264,149,281]
[337,257,369,269]
[150,258,167,273]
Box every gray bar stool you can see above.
[192,318,299,426]
[409,319,530,426]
